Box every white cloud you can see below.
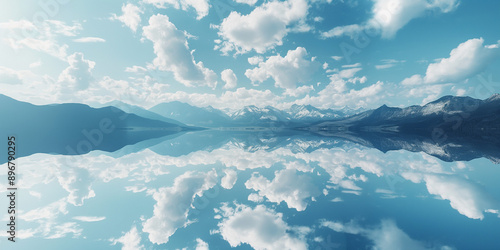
[57,52,96,92]
[0,19,81,60]
[423,174,499,220]
[401,74,424,86]
[195,238,209,250]
[73,216,106,222]
[56,165,95,206]
[322,219,453,250]
[313,16,324,22]
[18,198,82,239]
[217,204,309,250]
[424,38,500,84]
[293,72,385,109]
[73,37,106,43]
[112,4,143,32]
[143,0,210,19]
[322,0,459,39]
[248,55,264,65]
[342,62,361,68]
[284,85,314,97]
[111,226,145,250]
[143,14,217,88]
[216,0,309,54]
[245,169,320,211]
[0,66,33,84]
[331,56,343,61]
[375,59,405,70]
[245,47,319,89]
[321,24,363,39]
[22,199,68,222]
[221,69,238,89]
[399,39,499,103]
[234,0,258,5]
[143,170,218,244]
[46,222,83,239]
[248,193,264,202]
[221,169,238,189]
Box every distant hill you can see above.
[305,94,500,163]
[0,94,187,162]
[149,101,232,127]
[96,100,186,126]
[148,101,363,127]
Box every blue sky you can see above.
[1,0,499,111]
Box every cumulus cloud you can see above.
[423,174,499,220]
[217,203,309,249]
[245,47,320,89]
[75,74,284,112]
[221,169,238,189]
[143,170,218,244]
[0,19,81,60]
[248,56,264,65]
[143,14,217,88]
[111,3,143,32]
[221,69,238,89]
[284,85,314,97]
[400,38,500,100]
[245,169,320,211]
[57,52,95,92]
[216,0,309,54]
[0,66,33,85]
[293,70,385,109]
[56,166,95,206]
[424,38,500,84]
[195,238,209,250]
[111,226,145,250]
[143,0,210,19]
[322,0,459,39]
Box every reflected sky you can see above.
[1,131,499,249]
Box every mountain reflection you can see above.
[3,95,500,249]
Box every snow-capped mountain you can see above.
[287,104,357,121]
[148,102,364,127]
[307,94,500,162]
[149,101,232,127]
[314,95,497,130]
[231,105,291,124]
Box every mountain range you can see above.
[0,94,189,162]
[2,93,499,163]
[145,101,362,127]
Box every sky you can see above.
[0,0,499,112]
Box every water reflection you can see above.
[2,130,500,249]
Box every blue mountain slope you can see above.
[97,100,186,126]
[149,101,232,127]
[0,94,186,162]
